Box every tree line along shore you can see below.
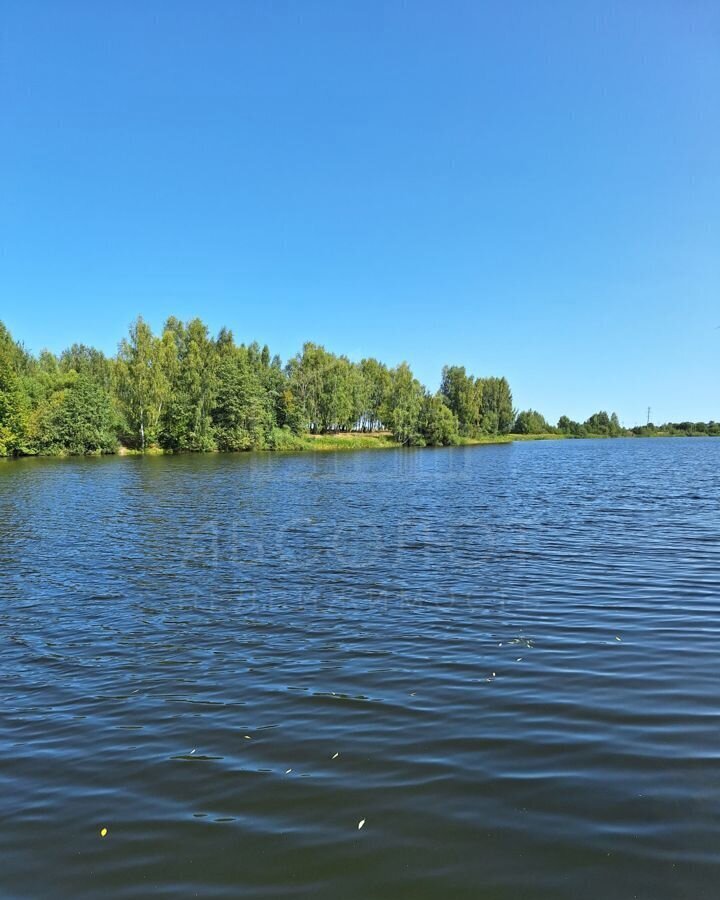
[0,318,717,458]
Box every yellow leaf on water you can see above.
[100,827,108,838]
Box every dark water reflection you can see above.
[1,438,719,898]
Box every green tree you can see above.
[213,346,273,450]
[160,318,217,451]
[584,411,623,436]
[0,322,28,455]
[59,344,113,391]
[513,409,550,434]
[358,358,390,431]
[286,343,358,432]
[419,393,459,446]
[381,363,424,444]
[35,373,117,455]
[440,366,481,433]
[479,376,514,434]
[115,317,172,449]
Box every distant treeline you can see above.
[0,318,716,456]
[515,409,720,438]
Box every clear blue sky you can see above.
[1,1,718,425]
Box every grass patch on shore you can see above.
[500,432,566,441]
[293,432,402,451]
[110,431,569,457]
[458,432,564,446]
[295,431,566,451]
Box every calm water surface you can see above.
[1,438,719,899]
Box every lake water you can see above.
[1,438,719,899]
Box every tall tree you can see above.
[160,318,218,451]
[0,322,28,455]
[440,365,481,433]
[513,409,551,434]
[381,363,424,444]
[286,343,357,432]
[419,393,460,446]
[359,358,390,431]
[213,345,273,450]
[479,376,514,434]
[59,344,113,391]
[35,372,117,455]
[115,317,172,449]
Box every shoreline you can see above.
[2,430,716,461]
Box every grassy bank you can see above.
[274,431,403,452]
[299,431,562,450]
[113,432,403,456]
[459,432,564,445]
[7,430,714,460]
[111,431,562,457]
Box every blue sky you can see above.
[1,1,718,425]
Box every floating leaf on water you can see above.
[358,819,365,830]
[332,752,339,760]
[615,636,622,641]
[244,735,252,740]
[100,827,108,838]
[190,749,196,754]
[285,768,292,774]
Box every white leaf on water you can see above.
[358,819,365,830]
[285,769,292,774]
[615,636,622,641]
[332,752,339,760]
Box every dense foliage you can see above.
[0,317,512,455]
[628,421,720,437]
[0,318,715,457]
[555,411,623,438]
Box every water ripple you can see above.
[1,438,719,899]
